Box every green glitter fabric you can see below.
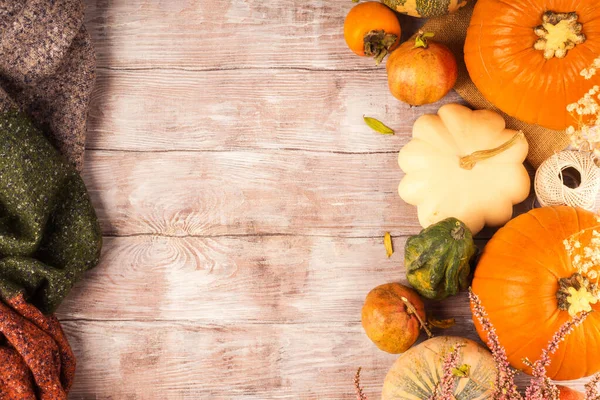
[0,110,102,314]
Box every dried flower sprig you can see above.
[470,289,594,400]
[524,311,589,400]
[586,373,600,400]
[429,345,463,400]
[567,57,600,157]
[469,289,521,400]
[354,367,368,400]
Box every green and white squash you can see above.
[382,336,496,400]
[404,218,476,300]
[381,0,469,18]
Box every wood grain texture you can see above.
[61,319,590,399]
[62,0,593,397]
[63,320,399,399]
[56,235,461,322]
[82,150,423,237]
[84,0,422,71]
[86,68,463,152]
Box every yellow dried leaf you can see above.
[384,232,393,257]
[364,116,395,135]
[452,364,470,378]
[427,316,456,329]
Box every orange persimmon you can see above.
[344,2,401,64]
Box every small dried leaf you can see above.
[364,116,395,135]
[384,232,393,257]
[427,316,456,329]
[352,0,359,3]
[452,364,470,378]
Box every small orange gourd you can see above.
[473,206,600,380]
[464,0,600,130]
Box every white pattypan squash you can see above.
[398,103,530,235]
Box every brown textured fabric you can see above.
[419,1,570,168]
[0,0,96,171]
[0,294,75,400]
[0,1,96,396]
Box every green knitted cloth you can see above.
[0,110,101,314]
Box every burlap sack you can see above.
[419,1,569,168]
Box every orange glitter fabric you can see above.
[0,294,74,399]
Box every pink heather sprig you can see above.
[430,345,463,400]
[354,367,368,400]
[525,312,589,400]
[469,289,522,400]
[586,373,600,400]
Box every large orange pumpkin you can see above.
[464,0,600,130]
[472,206,600,380]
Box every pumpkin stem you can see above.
[459,131,524,170]
[557,273,599,317]
[451,221,465,241]
[363,29,398,65]
[413,30,435,49]
[533,11,586,60]
[401,296,433,338]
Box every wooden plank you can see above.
[57,235,437,322]
[63,320,398,399]
[62,319,590,399]
[82,150,422,237]
[85,68,463,152]
[81,148,534,238]
[62,320,471,400]
[84,0,423,71]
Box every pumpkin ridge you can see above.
[495,53,549,118]
[473,271,558,287]
[472,293,557,314]
[503,308,560,365]
[551,321,589,379]
[492,46,538,70]
[530,207,573,255]
[510,210,566,255]
[489,228,565,277]
[489,0,539,20]
[551,322,572,379]
[575,323,589,378]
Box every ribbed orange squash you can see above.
[464,0,600,130]
[472,206,600,380]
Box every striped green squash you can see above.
[382,337,496,400]
[381,0,468,18]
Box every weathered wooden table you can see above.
[57,1,588,398]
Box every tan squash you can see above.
[382,336,496,400]
[398,104,530,235]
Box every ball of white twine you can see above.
[535,151,600,211]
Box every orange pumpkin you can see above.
[472,206,600,380]
[464,0,600,130]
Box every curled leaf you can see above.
[427,316,456,329]
[384,232,393,258]
[364,116,395,135]
[452,364,471,378]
